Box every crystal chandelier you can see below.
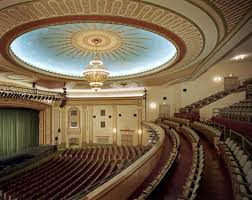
[83,38,110,90]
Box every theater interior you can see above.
[0,0,252,199]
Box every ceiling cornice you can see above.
[0,0,251,88]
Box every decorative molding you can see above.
[67,128,81,134]
[0,97,50,110]
[210,0,252,33]
[0,0,203,80]
[0,0,250,86]
[68,106,80,129]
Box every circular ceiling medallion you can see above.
[9,23,178,77]
[72,30,122,52]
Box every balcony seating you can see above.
[170,129,181,151]
[178,145,204,200]
[163,120,180,131]
[175,84,248,121]
[0,145,144,200]
[162,117,190,126]
[191,121,221,147]
[174,112,200,122]
[216,98,252,122]
[219,138,252,200]
[179,125,199,147]
[211,116,252,142]
[134,128,179,200]
[180,87,246,113]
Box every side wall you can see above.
[51,98,146,148]
[200,91,246,119]
[146,61,252,121]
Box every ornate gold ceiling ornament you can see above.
[210,0,252,33]
[43,24,149,59]
[71,30,122,52]
[82,38,110,90]
[0,0,201,79]
[0,0,250,84]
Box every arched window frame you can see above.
[68,107,80,128]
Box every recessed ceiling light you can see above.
[232,54,247,61]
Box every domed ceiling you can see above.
[0,0,251,88]
[10,23,177,77]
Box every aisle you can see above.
[196,133,234,200]
[148,134,192,200]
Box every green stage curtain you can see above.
[0,108,39,157]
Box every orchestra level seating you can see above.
[0,145,144,200]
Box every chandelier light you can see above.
[83,38,110,90]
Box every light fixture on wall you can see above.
[112,128,117,134]
[83,38,110,91]
[213,75,222,83]
[232,54,247,61]
[138,129,142,135]
[150,102,157,109]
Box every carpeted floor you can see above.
[147,134,193,200]
[196,132,234,200]
[129,130,234,200]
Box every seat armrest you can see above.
[232,172,245,177]
[182,186,194,191]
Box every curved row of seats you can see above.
[0,145,144,200]
[179,125,199,147]
[219,138,252,200]
[217,98,252,122]
[134,128,180,200]
[61,145,143,161]
[162,117,190,126]
[191,121,221,146]
[176,123,204,200]
[178,145,204,200]
[169,122,204,200]
[180,87,246,113]
[163,120,180,131]
[135,121,204,200]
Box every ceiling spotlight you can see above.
[232,54,246,61]
[213,75,222,83]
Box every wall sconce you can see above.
[138,129,142,135]
[150,102,157,109]
[213,75,222,83]
[112,128,117,134]
[232,54,246,61]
